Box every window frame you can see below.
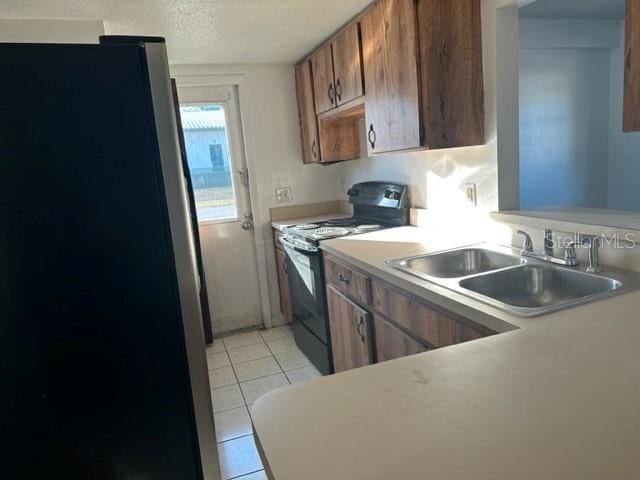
[178,101,240,225]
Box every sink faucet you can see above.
[580,234,602,273]
[516,230,579,267]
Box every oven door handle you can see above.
[279,235,319,255]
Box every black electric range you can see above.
[278,182,409,374]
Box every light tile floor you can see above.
[206,325,322,479]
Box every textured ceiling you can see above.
[519,0,625,19]
[0,0,372,64]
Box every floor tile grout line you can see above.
[262,341,293,385]
[224,340,267,352]
[217,431,253,446]
[238,371,290,407]
[236,367,286,385]
[211,359,288,392]
[227,468,265,480]
[210,352,307,379]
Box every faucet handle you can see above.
[516,230,533,253]
[564,241,578,266]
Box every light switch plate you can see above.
[275,187,292,204]
[465,183,477,206]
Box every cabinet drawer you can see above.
[373,314,429,363]
[324,255,371,304]
[371,279,487,347]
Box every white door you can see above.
[176,84,262,334]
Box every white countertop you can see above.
[270,213,351,232]
[252,226,640,480]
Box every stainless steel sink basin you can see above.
[389,247,523,279]
[386,244,640,317]
[459,264,621,312]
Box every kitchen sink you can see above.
[459,264,621,312]
[386,244,640,317]
[390,247,522,279]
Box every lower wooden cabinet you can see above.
[327,285,373,372]
[324,253,496,373]
[373,315,429,363]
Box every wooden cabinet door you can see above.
[625,0,640,131]
[417,0,484,148]
[275,248,292,321]
[327,285,373,372]
[361,0,421,154]
[374,315,429,363]
[311,44,336,114]
[331,22,364,106]
[294,61,321,163]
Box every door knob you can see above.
[241,211,254,230]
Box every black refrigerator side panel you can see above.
[0,44,202,479]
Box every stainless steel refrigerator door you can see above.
[144,42,219,480]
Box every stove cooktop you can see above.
[284,217,385,244]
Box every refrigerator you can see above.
[0,37,218,479]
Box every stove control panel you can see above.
[348,181,408,209]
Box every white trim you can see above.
[197,216,240,226]
[173,72,274,329]
[174,74,247,88]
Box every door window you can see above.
[179,104,238,222]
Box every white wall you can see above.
[518,19,615,210]
[171,64,342,326]
[0,19,104,43]
[519,48,611,208]
[608,21,640,210]
[516,18,640,213]
[338,0,500,232]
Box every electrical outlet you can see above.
[465,183,477,206]
[275,187,292,204]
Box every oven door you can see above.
[279,237,328,344]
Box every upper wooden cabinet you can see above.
[295,0,484,163]
[331,23,365,106]
[417,0,484,148]
[310,44,336,114]
[312,24,365,115]
[624,0,640,132]
[294,60,321,163]
[361,0,484,154]
[361,0,421,154]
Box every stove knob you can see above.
[384,190,401,200]
[348,188,359,197]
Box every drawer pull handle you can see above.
[337,272,349,283]
[357,316,367,343]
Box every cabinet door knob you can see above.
[357,316,367,343]
[337,272,349,283]
[328,83,335,104]
[335,78,342,103]
[368,124,376,149]
[311,139,317,159]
